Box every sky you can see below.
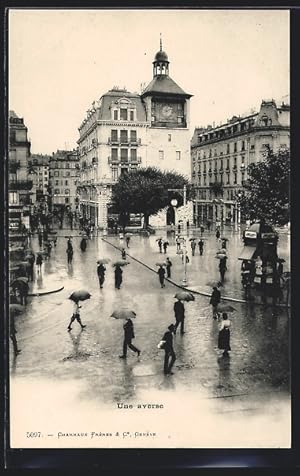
[9,9,289,154]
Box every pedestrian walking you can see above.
[166,257,172,278]
[114,264,123,289]
[221,238,227,249]
[97,263,106,288]
[162,324,176,375]
[67,301,86,331]
[67,247,73,264]
[163,240,169,254]
[181,254,190,264]
[46,241,52,257]
[190,240,196,256]
[126,236,130,248]
[36,253,43,273]
[219,256,227,282]
[210,285,221,319]
[121,248,126,260]
[157,238,163,253]
[80,237,87,252]
[198,239,204,255]
[119,318,141,359]
[10,314,21,355]
[27,253,35,281]
[176,235,181,252]
[19,281,29,306]
[38,232,43,248]
[158,265,166,288]
[218,313,231,356]
[174,299,185,335]
[216,229,221,240]
[67,237,73,251]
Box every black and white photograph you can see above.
[7,8,290,449]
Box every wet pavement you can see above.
[9,229,291,448]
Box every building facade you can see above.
[8,111,33,231]
[29,154,50,209]
[77,41,192,229]
[191,100,290,226]
[49,149,80,213]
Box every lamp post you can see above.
[235,190,243,232]
[169,184,188,286]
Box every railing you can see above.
[108,138,141,146]
[130,156,142,164]
[108,157,120,164]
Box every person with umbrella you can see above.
[119,317,141,359]
[10,312,21,355]
[163,240,169,254]
[162,324,176,375]
[67,296,88,331]
[216,229,221,240]
[198,238,204,256]
[190,239,196,256]
[157,238,163,253]
[97,262,106,289]
[36,252,43,273]
[114,264,123,289]
[219,256,227,283]
[210,285,221,319]
[158,265,166,288]
[218,312,231,357]
[80,236,87,252]
[174,298,185,335]
[26,252,35,281]
[166,257,172,278]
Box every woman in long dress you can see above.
[218,312,231,356]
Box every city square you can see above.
[7,9,290,450]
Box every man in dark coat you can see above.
[163,241,168,254]
[219,256,227,282]
[174,299,185,335]
[190,240,196,256]
[10,314,21,355]
[157,239,163,253]
[97,263,106,288]
[67,247,73,264]
[80,237,87,252]
[119,318,141,359]
[166,257,172,278]
[114,265,123,289]
[27,253,35,281]
[198,239,204,255]
[210,285,221,319]
[162,324,176,375]
[158,265,166,288]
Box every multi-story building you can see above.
[29,154,51,209]
[49,149,80,213]
[191,100,290,226]
[77,41,192,229]
[8,111,33,232]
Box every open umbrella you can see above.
[113,260,130,267]
[206,280,222,288]
[69,290,91,302]
[189,238,196,241]
[215,254,227,260]
[216,303,236,313]
[125,232,133,237]
[111,309,136,320]
[97,258,110,265]
[221,237,229,241]
[9,304,24,315]
[174,291,195,302]
[156,262,167,267]
[12,277,29,286]
[155,238,163,241]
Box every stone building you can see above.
[190,100,290,227]
[8,111,33,231]
[77,40,192,229]
[29,154,51,210]
[49,149,80,213]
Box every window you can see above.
[130,149,137,160]
[111,148,118,160]
[54,189,60,194]
[130,130,137,142]
[241,140,245,151]
[168,134,172,142]
[65,197,69,204]
[9,192,18,204]
[65,180,69,186]
[234,173,237,184]
[120,109,128,120]
[176,151,181,160]
[209,149,212,158]
[54,171,59,177]
[121,149,128,162]
[130,110,134,121]
[66,171,70,177]
[227,144,230,154]
[65,189,70,194]
[120,130,128,143]
[226,173,230,185]
[111,129,118,141]
[66,163,70,169]
[112,168,118,181]
[226,159,230,169]
[234,157,237,167]
[113,110,118,120]
[234,142,237,153]
[55,180,59,186]
[159,150,164,160]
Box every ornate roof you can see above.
[142,75,192,98]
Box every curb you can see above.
[28,286,64,297]
[102,238,290,309]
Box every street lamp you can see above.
[235,190,243,232]
[168,184,188,287]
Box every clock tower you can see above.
[141,39,192,178]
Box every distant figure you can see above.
[119,318,141,359]
[198,239,204,256]
[174,299,185,335]
[67,247,73,264]
[38,232,43,248]
[221,238,227,249]
[190,240,196,256]
[126,236,131,248]
[157,239,163,253]
[121,248,126,260]
[176,235,181,252]
[19,281,29,306]
[162,324,176,375]
[27,253,35,281]
[163,241,168,254]
[158,265,166,288]
[97,263,106,288]
[210,285,221,319]
[36,253,43,273]
[219,256,227,282]
[80,237,87,252]
[10,314,21,355]
[216,229,221,240]
[218,313,231,356]
[67,237,73,251]
[114,265,123,289]
[166,257,172,278]
[46,241,52,257]
[67,301,86,331]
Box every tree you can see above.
[112,167,193,229]
[239,147,290,226]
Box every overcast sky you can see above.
[9,9,289,154]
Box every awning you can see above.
[238,246,256,261]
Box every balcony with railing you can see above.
[9,180,33,191]
[108,137,141,146]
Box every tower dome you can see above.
[154,50,169,62]
[153,37,169,77]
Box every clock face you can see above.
[162,105,174,119]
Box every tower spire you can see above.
[160,33,162,52]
